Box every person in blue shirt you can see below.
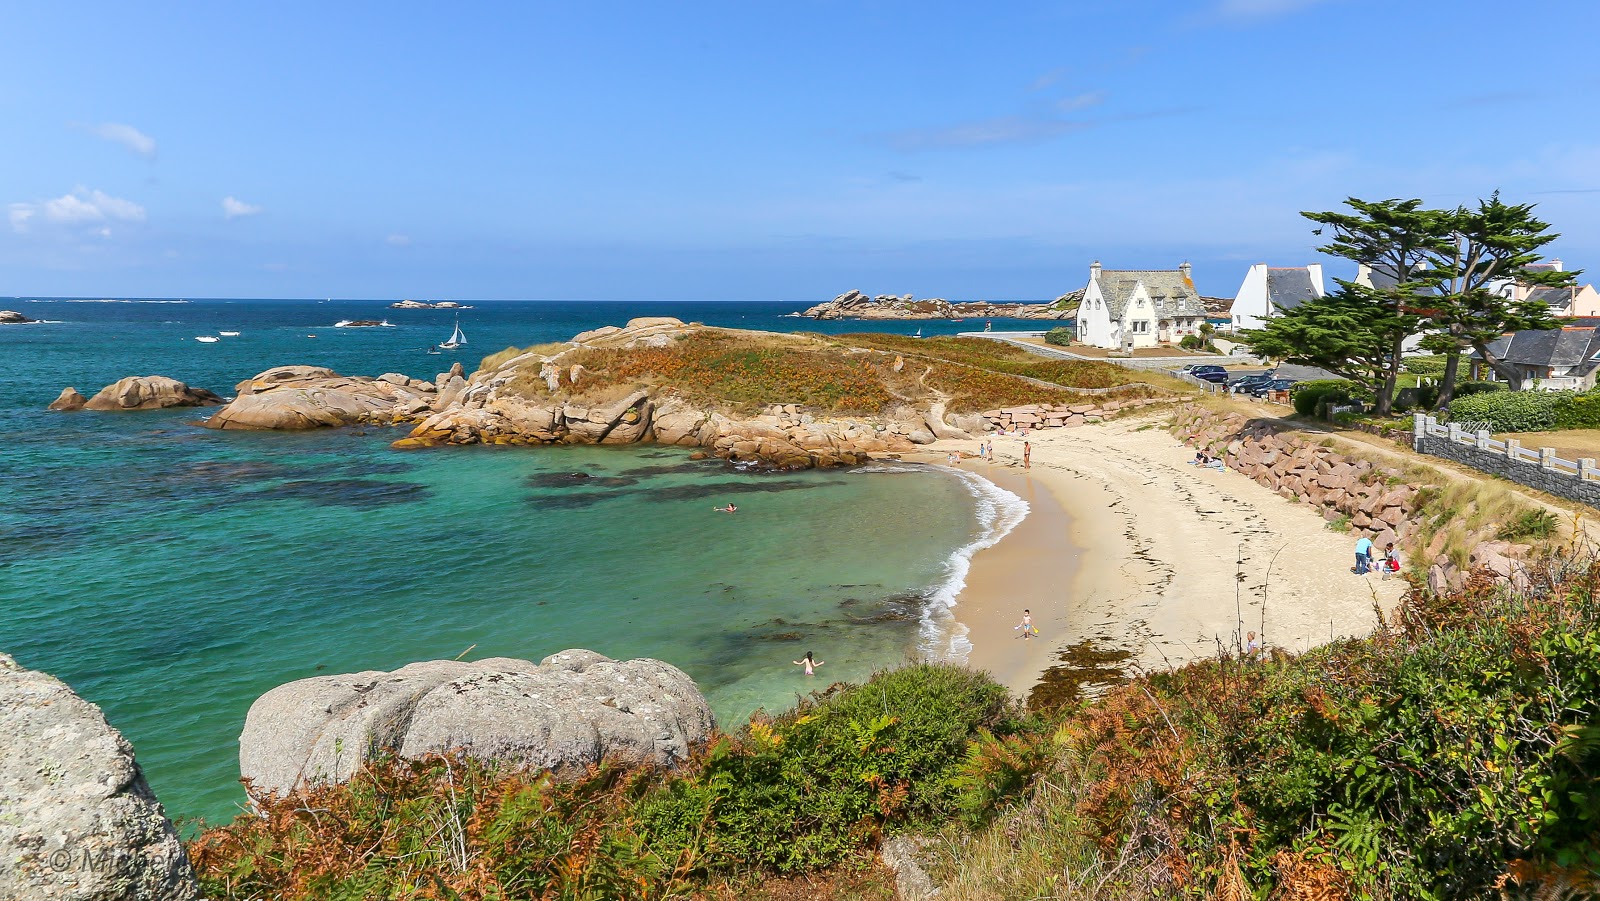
[1353,536,1373,574]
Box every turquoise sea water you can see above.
[0,299,1033,825]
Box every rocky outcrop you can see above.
[390,300,470,309]
[81,375,225,411]
[49,387,88,411]
[0,309,37,323]
[0,653,200,901]
[239,651,715,800]
[798,290,1072,321]
[202,366,437,430]
[983,397,1174,432]
[1173,405,1530,593]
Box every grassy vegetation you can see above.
[189,664,1025,900]
[833,335,1187,395]
[479,342,574,371]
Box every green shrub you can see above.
[1555,390,1600,430]
[1043,327,1073,347]
[1454,380,1507,397]
[1448,390,1566,432]
[1402,354,1449,377]
[1179,335,1202,350]
[1292,379,1353,417]
[1499,509,1560,541]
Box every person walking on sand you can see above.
[1014,609,1038,639]
[1353,535,1373,575]
[1022,440,1031,469]
[793,651,823,676]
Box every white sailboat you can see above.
[439,316,466,350]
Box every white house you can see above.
[1485,260,1600,317]
[1074,261,1209,350]
[1229,263,1324,331]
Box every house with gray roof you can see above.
[1473,326,1600,391]
[1229,263,1326,332]
[1073,261,1209,350]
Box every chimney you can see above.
[1090,260,1101,280]
[1179,261,1192,285]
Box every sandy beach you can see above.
[914,414,1407,698]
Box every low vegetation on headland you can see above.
[481,329,1169,416]
[187,544,1600,899]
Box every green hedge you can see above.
[1043,327,1073,347]
[1291,379,1353,417]
[1448,390,1565,432]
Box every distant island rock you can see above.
[390,300,473,309]
[65,375,226,411]
[1,653,201,900]
[333,319,393,327]
[796,290,1072,321]
[0,310,37,324]
[239,650,714,799]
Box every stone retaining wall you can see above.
[1413,414,1600,509]
[981,396,1173,432]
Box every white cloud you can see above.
[1056,91,1107,112]
[1216,0,1332,19]
[9,186,146,233]
[81,122,157,158]
[385,233,412,246]
[222,196,263,219]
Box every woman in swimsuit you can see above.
[793,651,823,676]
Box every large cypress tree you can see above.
[1418,193,1574,402]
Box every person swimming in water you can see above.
[793,651,823,675]
[715,503,737,513]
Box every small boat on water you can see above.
[439,316,467,350]
[194,335,220,343]
[218,330,240,337]
[913,328,923,338]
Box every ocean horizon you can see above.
[1,298,1030,825]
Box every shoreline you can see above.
[909,414,1407,699]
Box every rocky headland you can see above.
[0,309,38,324]
[239,650,714,800]
[1,653,200,901]
[797,290,1071,320]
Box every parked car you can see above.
[1247,378,1299,397]
[1228,371,1275,393]
[1189,365,1228,384]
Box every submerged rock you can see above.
[239,651,715,799]
[81,375,224,411]
[0,653,200,901]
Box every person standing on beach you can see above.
[793,651,823,676]
[1245,631,1261,660]
[1353,536,1373,575]
[1022,441,1031,469]
[1015,609,1038,638]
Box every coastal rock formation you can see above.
[1172,405,1530,593]
[49,387,88,411]
[390,299,470,309]
[798,290,1072,321]
[0,653,200,901]
[983,397,1174,432]
[81,375,225,411]
[392,317,927,466]
[239,651,714,799]
[0,309,37,324]
[203,366,437,430]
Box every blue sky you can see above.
[4,0,1599,301]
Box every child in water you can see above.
[715,503,737,513]
[793,651,823,676]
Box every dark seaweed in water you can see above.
[639,478,847,503]
[1026,640,1133,713]
[840,592,923,623]
[524,472,641,490]
[251,479,431,509]
[524,491,618,511]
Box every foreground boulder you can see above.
[203,366,437,430]
[0,653,200,901]
[81,376,224,411]
[239,650,715,799]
